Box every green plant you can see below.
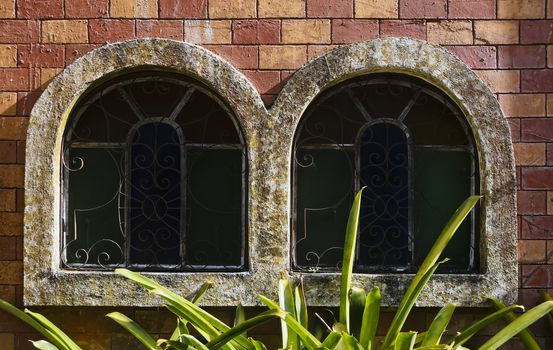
[1,190,553,349]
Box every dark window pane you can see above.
[186,148,244,269]
[294,148,354,270]
[129,122,183,267]
[357,123,410,271]
[65,148,125,267]
[413,148,475,271]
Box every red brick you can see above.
[16,91,40,115]
[232,20,280,44]
[498,46,546,68]
[0,141,16,163]
[0,69,27,91]
[0,236,16,260]
[0,164,23,187]
[522,167,553,189]
[136,20,183,40]
[400,0,447,18]
[16,44,64,68]
[0,21,39,43]
[88,19,135,44]
[518,191,547,214]
[521,20,553,44]
[509,119,521,141]
[448,0,495,18]
[17,0,63,19]
[204,45,258,69]
[0,213,22,235]
[447,46,496,69]
[521,215,553,238]
[331,19,378,44]
[65,44,100,64]
[522,70,553,92]
[65,0,108,18]
[159,0,207,19]
[519,239,547,263]
[243,70,281,94]
[307,0,353,18]
[522,265,553,288]
[380,20,426,40]
[522,118,553,142]
[548,143,553,165]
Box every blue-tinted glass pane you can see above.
[294,148,354,270]
[65,148,125,267]
[186,148,244,269]
[357,123,410,270]
[129,122,182,266]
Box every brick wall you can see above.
[0,0,552,348]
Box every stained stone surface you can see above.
[25,37,517,307]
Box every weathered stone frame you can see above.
[270,37,517,306]
[25,37,517,307]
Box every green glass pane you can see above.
[413,148,476,272]
[65,148,124,266]
[294,148,354,270]
[186,148,244,269]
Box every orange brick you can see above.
[0,0,14,18]
[547,94,553,116]
[0,45,15,67]
[499,94,546,117]
[474,20,519,44]
[498,0,545,19]
[427,20,473,45]
[259,45,306,69]
[0,93,15,115]
[548,45,553,68]
[0,117,27,140]
[514,143,546,165]
[0,164,23,187]
[355,0,398,18]
[0,334,13,350]
[258,0,305,18]
[519,240,547,263]
[184,20,231,44]
[110,0,158,18]
[282,19,331,44]
[547,191,553,214]
[0,261,22,284]
[42,20,88,44]
[549,0,553,18]
[209,0,256,18]
[475,70,520,93]
[0,213,22,235]
[40,68,62,89]
[307,45,338,60]
[0,189,15,211]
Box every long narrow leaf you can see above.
[0,300,69,350]
[321,331,341,349]
[258,294,323,349]
[394,332,416,350]
[451,305,522,347]
[106,312,160,350]
[30,340,59,350]
[340,188,365,333]
[234,304,246,338]
[249,339,267,350]
[206,310,284,349]
[341,332,364,350]
[350,287,366,339]
[538,290,553,332]
[421,304,456,346]
[26,309,82,350]
[382,196,481,349]
[295,283,308,330]
[169,317,189,342]
[487,297,540,350]
[182,334,210,350]
[189,282,214,304]
[359,287,380,350]
[479,301,553,350]
[279,279,299,349]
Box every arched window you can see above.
[293,73,478,273]
[62,71,247,271]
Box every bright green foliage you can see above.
[1,191,552,350]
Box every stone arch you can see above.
[268,37,517,306]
